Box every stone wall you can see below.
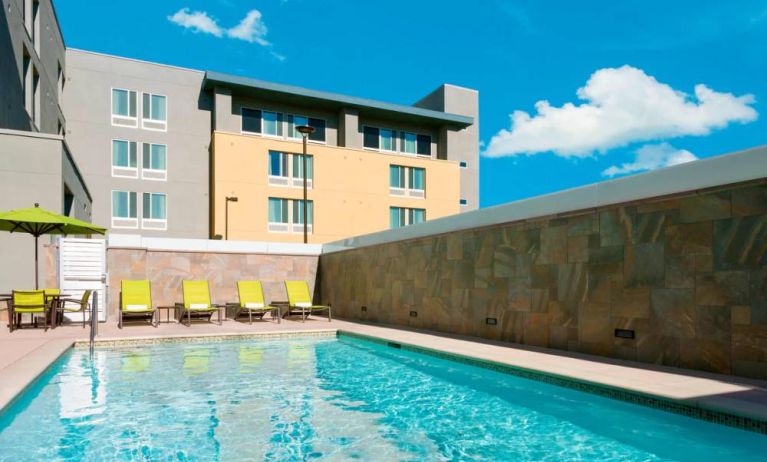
[107,248,318,319]
[320,179,767,379]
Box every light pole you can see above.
[225,196,238,240]
[296,125,315,244]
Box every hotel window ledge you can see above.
[389,187,425,198]
[142,218,167,231]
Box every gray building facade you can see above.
[0,0,92,292]
[64,50,211,238]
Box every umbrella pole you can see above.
[35,235,39,290]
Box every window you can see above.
[308,118,326,142]
[32,0,40,54]
[112,88,137,127]
[242,108,262,133]
[390,165,406,188]
[417,134,431,156]
[268,198,289,223]
[112,191,137,228]
[288,115,308,139]
[141,93,167,130]
[112,140,137,177]
[409,167,425,191]
[459,161,468,168]
[460,199,468,206]
[390,207,406,229]
[410,208,426,225]
[380,129,395,152]
[389,165,424,197]
[402,132,417,154]
[390,207,425,229]
[292,200,314,225]
[268,151,289,177]
[364,126,398,151]
[142,193,167,230]
[262,111,282,136]
[292,154,313,180]
[142,143,167,180]
[363,126,379,149]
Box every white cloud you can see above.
[602,142,698,177]
[167,8,223,37]
[227,10,269,46]
[168,8,279,57]
[484,65,757,158]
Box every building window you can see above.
[363,126,379,149]
[402,132,417,154]
[380,129,395,152]
[390,207,425,229]
[390,165,406,189]
[363,126,397,151]
[242,108,262,134]
[112,88,137,127]
[390,165,425,198]
[268,197,289,232]
[142,193,167,230]
[141,93,167,130]
[292,199,314,226]
[459,161,468,168]
[112,191,137,228]
[409,167,425,191]
[32,0,40,54]
[142,143,167,180]
[417,134,431,156]
[292,154,313,180]
[262,111,282,137]
[268,151,289,177]
[112,140,137,177]
[288,115,327,142]
[460,198,468,206]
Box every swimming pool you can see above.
[0,334,764,461]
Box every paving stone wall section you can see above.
[107,248,319,318]
[320,179,767,379]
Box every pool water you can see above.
[0,335,764,461]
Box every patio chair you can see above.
[177,280,221,326]
[284,281,331,322]
[9,290,49,332]
[119,280,157,329]
[235,280,280,324]
[58,289,93,328]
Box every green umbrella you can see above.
[0,203,107,289]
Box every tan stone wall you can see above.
[320,180,767,379]
[107,248,318,318]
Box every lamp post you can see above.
[225,196,238,240]
[295,125,315,244]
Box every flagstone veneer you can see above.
[320,179,767,379]
[107,249,318,318]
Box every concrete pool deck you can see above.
[2,318,767,431]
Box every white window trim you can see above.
[141,143,168,181]
[141,192,168,231]
[110,87,137,128]
[111,139,138,179]
[111,190,138,229]
[141,92,168,132]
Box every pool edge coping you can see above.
[337,330,767,435]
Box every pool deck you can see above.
[2,317,767,429]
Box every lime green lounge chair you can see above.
[235,280,280,324]
[284,281,331,322]
[9,290,49,332]
[119,280,157,329]
[178,280,222,326]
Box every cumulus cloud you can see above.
[168,8,279,56]
[484,65,757,158]
[602,142,698,177]
[227,10,269,45]
[168,8,223,37]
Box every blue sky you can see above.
[56,0,767,207]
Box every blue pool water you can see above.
[0,335,765,461]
